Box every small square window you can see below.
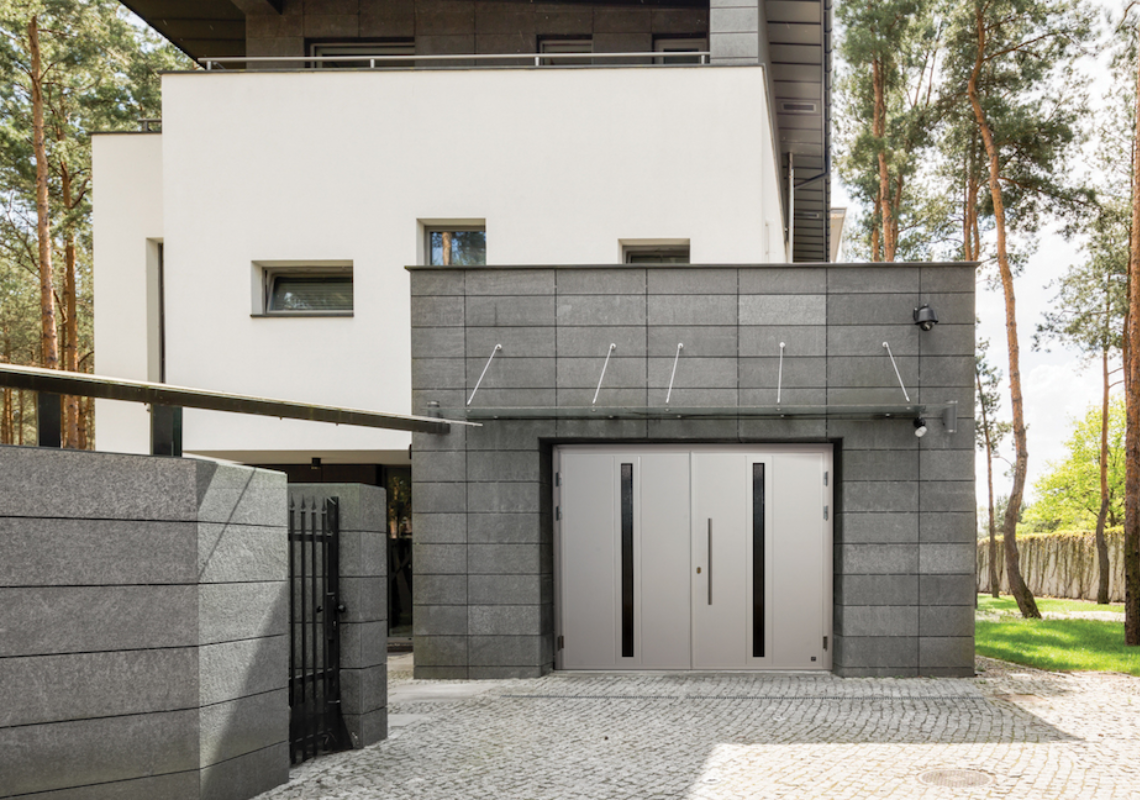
[427,228,486,266]
[257,265,353,315]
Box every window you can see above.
[311,42,414,69]
[539,38,592,66]
[427,227,486,266]
[255,264,353,315]
[623,244,690,264]
[654,37,707,65]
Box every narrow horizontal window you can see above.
[623,245,690,264]
[267,274,353,313]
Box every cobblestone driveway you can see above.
[263,656,1140,799]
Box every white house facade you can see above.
[94,0,977,680]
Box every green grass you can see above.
[977,594,1124,616]
[976,594,1139,676]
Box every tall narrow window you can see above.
[427,228,486,266]
[752,463,766,657]
[620,462,634,658]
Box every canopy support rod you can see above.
[882,342,910,402]
[592,344,617,407]
[666,343,684,405]
[468,344,502,406]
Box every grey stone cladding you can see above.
[409,263,976,679]
[0,447,290,800]
[245,0,710,63]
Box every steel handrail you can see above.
[199,51,711,70]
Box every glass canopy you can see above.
[445,404,954,421]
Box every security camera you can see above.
[914,418,928,438]
[914,304,938,332]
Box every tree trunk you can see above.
[977,367,1000,597]
[872,58,896,262]
[1125,35,1140,645]
[440,231,452,266]
[1095,345,1112,605]
[1,328,10,445]
[968,5,1039,618]
[78,394,93,450]
[28,16,59,373]
[61,162,79,448]
[17,389,26,445]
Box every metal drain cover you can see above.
[918,769,993,788]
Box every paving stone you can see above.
[259,657,1140,800]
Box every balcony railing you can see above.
[198,51,711,71]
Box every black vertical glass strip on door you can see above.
[752,463,766,658]
[620,463,634,658]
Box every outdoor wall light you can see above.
[913,418,928,438]
[914,304,939,331]
[942,401,959,435]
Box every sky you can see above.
[830,0,1128,515]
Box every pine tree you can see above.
[944,0,1094,618]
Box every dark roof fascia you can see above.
[406,262,979,271]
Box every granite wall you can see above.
[0,447,289,800]
[408,263,977,678]
[244,0,710,62]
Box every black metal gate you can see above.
[288,497,349,764]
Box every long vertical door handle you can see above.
[707,518,713,605]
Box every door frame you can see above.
[553,443,833,671]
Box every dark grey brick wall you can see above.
[0,448,289,800]
[245,0,709,61]
[409,264,976,679]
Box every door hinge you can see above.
[823,505,829,521]
[823,635,828,651]
[555,471,560,487]
[824,471,829,487]
[557,635,564,651]
[556,506,561,521]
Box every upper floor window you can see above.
[427,228,486,266]
[311,41,414,69]
[539,37,592,66]
[654,37,707,65]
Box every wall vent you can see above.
[780,101,818,114]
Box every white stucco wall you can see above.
[92,133,163,456]
[96,65,784,462]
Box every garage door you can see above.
[555,445,832,670]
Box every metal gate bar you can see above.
[288,497,347,764]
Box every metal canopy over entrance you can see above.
[0,364,475,454]
[555,444,833,671]
[454,404,950,421]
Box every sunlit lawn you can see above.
[976,594,1139,676]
